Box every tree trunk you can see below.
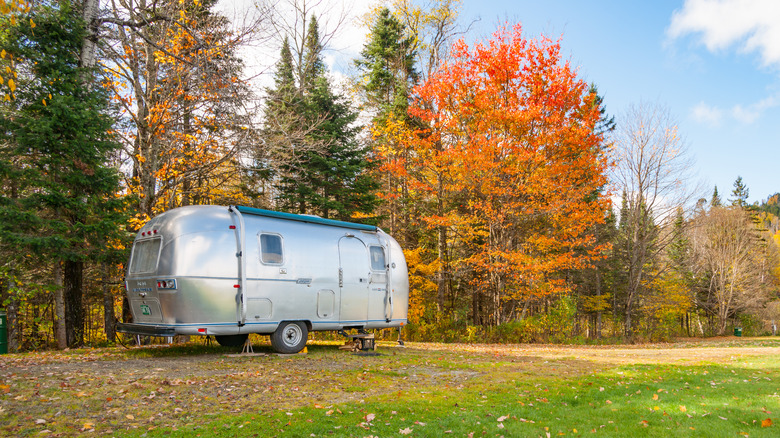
[102,264,116,343]
[54,262,67,349]
[64,260,84,347]
[79,0,99,69]
[6,273,19,352]
[436,222,447,313]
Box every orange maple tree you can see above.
[389,24,612,324]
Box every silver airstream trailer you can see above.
[116,205,409,353]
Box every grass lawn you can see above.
[1,337,779,437]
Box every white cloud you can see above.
[730,94,778,123]
[668,0,780,69]
[691,102,724,126]
[691,95,779,125]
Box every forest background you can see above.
[0,0,778,352]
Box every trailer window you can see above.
[369,246,386,271]
[129,238,162,274]
[259,233,283,264]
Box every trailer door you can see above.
[338,236,369,324]
[367,245,390,323]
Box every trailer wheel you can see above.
[270,321,308,354]
[215,334,248,347]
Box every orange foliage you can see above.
[386,24,611,322]
[104,3,249,222]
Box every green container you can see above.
[734,327,743,337]
[0,310,7,354]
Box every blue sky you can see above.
[458,0,779,204]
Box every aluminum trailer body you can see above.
[117,205,409,353]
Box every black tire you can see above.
[215,334,248,347]
[270,321,308,354]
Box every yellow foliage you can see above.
[128,213,151,232]
[581,294,611,313]
[644,271,693,320]
[404,247,439,324]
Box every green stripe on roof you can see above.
[235,206,378,232]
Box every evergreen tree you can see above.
[589,84,616,136]
[264,15,378,221]
[730,176,749,208]
[300,15,325,94]
[355,7,417,123]
[667,207,691,273]
[710,186,722,208]
[0,2,126,348]
[355,7,419,240]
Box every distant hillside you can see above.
[757,193,780,234]
[760,193,780,215]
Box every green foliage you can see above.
[730,176,750,208]
[738,313,765,337]
[263,16,379,221]
[355,7,418,123]
[0,2,127,262]
[711,185,722,208]
[759,193,780,217]
[0,2,128,348]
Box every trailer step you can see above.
[116,323,176,337]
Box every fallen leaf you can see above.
[125,414,134,420]
[399,427,413,435]
[35,419,46,425]
[762,418,773,428]
[679,405,687,412]
[497,415,509,422]
[365,413,376,422]
[653,393,659,401]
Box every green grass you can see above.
[152,359,780,437]
[2,340,779,437]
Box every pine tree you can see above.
[730,176,750,208]
[355,7,419,241]
[264,15,378,221]
[355,7,417,123]
[710,186,722,208]
[0,2,126,348]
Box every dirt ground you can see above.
[411,337,780,365]
[2,337,780,436]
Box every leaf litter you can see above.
[1,338,778,436]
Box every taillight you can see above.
[157,279,177,290]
